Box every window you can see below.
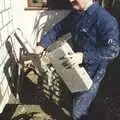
[28,0,46,8]
[26,0,72,10]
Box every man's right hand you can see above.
[35,45,45,54]
[35,45,50,64]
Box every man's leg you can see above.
[72,65,106,120]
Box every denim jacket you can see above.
[40,2,119,77]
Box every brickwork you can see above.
[0,0,14,113]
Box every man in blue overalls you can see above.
[35,0,119,119]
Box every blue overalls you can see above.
[39,2,119,120]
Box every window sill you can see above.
[24,7,48,10]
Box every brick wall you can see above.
[0,0,14,113]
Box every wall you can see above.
[0,0,14,113]
[12,0,70,49]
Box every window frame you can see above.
[26,0,47,10]
[26,0,72,10]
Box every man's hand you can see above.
[35,45,45,54]
[60,52,83,69]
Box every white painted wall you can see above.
[12,0,70,49]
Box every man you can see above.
[36,0,119,120]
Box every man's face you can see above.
[69,0,88,10]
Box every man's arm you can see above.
[84,16,120,64]
[39,12,72,49]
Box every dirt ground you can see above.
[0,57,120,120]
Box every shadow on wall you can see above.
[33,10,70,44]
[99,0,120,24]
[4,37,19,98]
[47,0,72,9]
[107,0,120,23]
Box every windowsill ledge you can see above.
[24,7,48,10]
